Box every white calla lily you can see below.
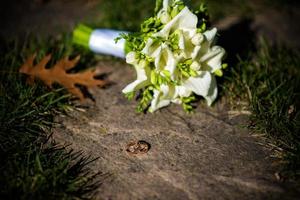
[122,0,226,112]
[183,72,217,105]
[149,84,194,112]
[200,46,226,72]
[175,85,192,98]
[150,84,174,112]
[155,7,197,38]
[122,62,151,94]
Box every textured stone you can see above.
[53,61,298,200]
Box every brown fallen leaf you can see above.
[19,54,108,101]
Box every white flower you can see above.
[122,60,151,94]
[122,0,225,112]
[183,72,217,106]
[126,51,137,64]
[149,84,175,112]
[191,33,204,46]
[155,7,197,39]
[158,10,171,24]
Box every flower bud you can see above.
[159,11,171,24]
[190,61,201,71]
[126,52,137,64]
[191,33,204,46]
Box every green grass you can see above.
[221,40,300,180]
[91,0,296,31]
[0,35,105,199]
[83,0,155,32]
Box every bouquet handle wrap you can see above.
[73,24,127,58]
[89,29,127,58]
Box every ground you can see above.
[53,62,298,199]
[0,0,299,199]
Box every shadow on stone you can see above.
[218,18,256,67]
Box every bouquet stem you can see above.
[73,24,127,58]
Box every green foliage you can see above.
[150,70,172,86]
[222,41,300,180]
[0,141,100,200]
[141,17,163,34]
[94,0,155,31]
[124,91,135,100]
[0,36,102,199]
[168,31,180,51]
[155,0,164,13]
[170,1,185,18]
[136,87,154,113]
[89,0,293,34]
[177,59,197,78]
[116,33,146,53]
[181,95,197,113]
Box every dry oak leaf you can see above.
[19,54,108,101]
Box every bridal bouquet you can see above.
[73,0,226,113]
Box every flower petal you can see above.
[164,47,177,75]
[149,84,178,112]
[142,38,154,55]
[163,0,170,10]
[206,46,225,72]
[149,88,171,112]
[205,75,218,106]
[203,28,217,44]
[183,71,212,97]
[183,71,218,105]
[175,85,192,97]
[200,46,225,72]
[122,65,150,94]
[155,7,197,38]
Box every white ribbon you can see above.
[89,29,127,58]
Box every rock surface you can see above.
[53,61,298,200]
